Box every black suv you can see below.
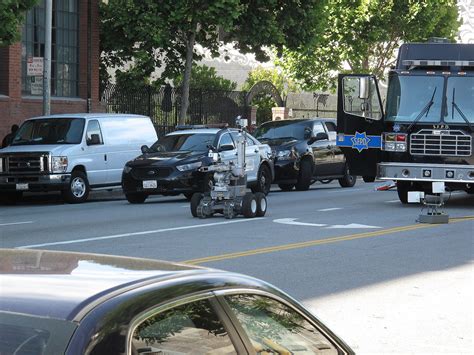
[122,127,274,203]
[254,118,356,191]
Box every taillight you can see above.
[383,133,407,152]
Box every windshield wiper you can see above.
[405,87,437,133]
[451,88,473,132]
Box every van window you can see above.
[86,120,103,145]
[100,117,156,145]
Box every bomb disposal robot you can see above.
[190,118,267,219]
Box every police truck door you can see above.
[336,74,385,180]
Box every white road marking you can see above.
[317,208,342,212]
[274,218,327,227]
[17,218,265,249]
[326,223,381,229]
[0,221,34,227]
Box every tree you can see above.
[100,0,328,124]
[173,65,237,91]
[0,0,37,46]
[278,0,461,92]
[242,67,298,125]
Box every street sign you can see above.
[30,76,43,95]
[27,57,44,76]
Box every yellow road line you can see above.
[183,216,474,265]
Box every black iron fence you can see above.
[101,84,249,137]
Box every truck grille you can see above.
[1,154,49,174]
[410,130,472,156]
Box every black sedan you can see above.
[0,249,354,355]
[254,118,356,191]
[122,127,274,203]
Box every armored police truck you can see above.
[336,40,474,203]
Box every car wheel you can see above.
[1,191,23,205]
[125,192,147,204]
[251,164,272,195]
[363,176,376,183]
[278,183,294,191]
[254,192,267,217]
[242,192,257,218]
[203,173,214,192]
[62,170,90,203]
[295,159,312,191]
[190,192,203,217]
[338,164,357,188]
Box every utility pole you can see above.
[43,0,52,115]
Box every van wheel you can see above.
[251,164,272,195]
[295,159,312,191]
[62,171,90,203]
[338,164,357,188]
[126,192,147,204]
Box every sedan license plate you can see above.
[143,180,157,189]
[16,183,29,191]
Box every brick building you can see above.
[0,0,100,140]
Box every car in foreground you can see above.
[254,118,356,191]
[122,126,274,203]
[0,249,354,354]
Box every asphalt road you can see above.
[1,180,473,354]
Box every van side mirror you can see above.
[141,145,150,154]
[87,134,101,145]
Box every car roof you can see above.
[24,113,150,121]
[0,249,274,321]
[167,128,221,135]
[261,118,335,125]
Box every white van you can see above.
[0,113,157,203]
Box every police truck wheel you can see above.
[278,183,294,191]
[190,193,203,217]
[242,193,257,218]
[338,164,357,188]
[62,170,90,204]
[363,176,376,183]
[125,192,147,204]
[251,164,272,195]
[397,181,411,204]
[255,192,267,217]
[295,159,313,191]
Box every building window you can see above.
[21,0,79,97]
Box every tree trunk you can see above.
[179,30,196,125]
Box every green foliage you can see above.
[242,67,297,125]
[0,0,37,46]
[278,0,461,92]
[174,65,237,91]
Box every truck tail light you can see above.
[383,133,407,152]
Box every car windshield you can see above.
[254,121,311,141]
[150,133,215,152]
[11,118,85,145]
[446,76,474,124]
[386,74,444,123]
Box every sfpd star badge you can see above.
[351,131,370,152]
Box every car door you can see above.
[310,121,333,177]
[81,120,107,186]
[324,120,346,175]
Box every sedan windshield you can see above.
[386,74,444,123]
[254,121,311,141]
[11,118,85,145]
[150,133,215,152]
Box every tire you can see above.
[295,159,313,191]
[223,202,235,219]
[183,192,194,201]
[62,170,90,203]
[125,192,147,204]
[197,196,213,219]
[338,164,357,188]
[1,191,22,205]
[251,164,272,195]
[241,192,257,218]
[190,192,203,217]
[255,192,267,217]
[397,181,411,204]
[202,173,214,192]
[278,183,294,191]
[363,176,376,183]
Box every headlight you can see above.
[276,149,296,158]
[123,165,132,173]
[51,156,68,173]
[176,161,202,172]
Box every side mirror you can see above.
[141,145,149,154]
[87,134,101,145]
[309,132,328,144]
[359,77,370,100]
[218,144,234,152]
